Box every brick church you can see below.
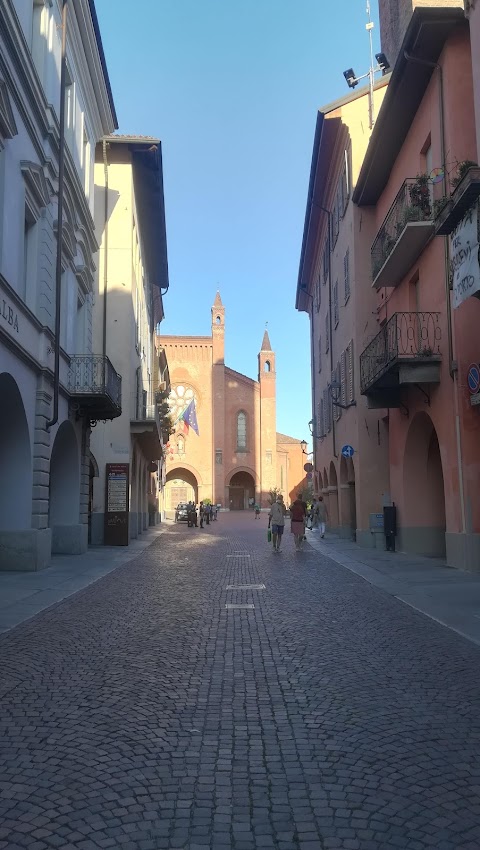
[159,293,306,513]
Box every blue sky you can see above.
[95,0,380,443]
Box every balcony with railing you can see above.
[130,391,164,461]
[435,166,480,236]
[360,312,442,407]
[372,178,435,289]
[68,355,122,421]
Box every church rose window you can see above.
[237,411,247,450]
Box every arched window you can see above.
[264,360,271,372]
[215,315,221,324]
[237,411,247,450]
[176,436,184,455]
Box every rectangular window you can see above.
[318,399,324,437]
[333,281,339,327]
[23,210,36,300]
[344,249,350,303]
[325,312,330,352]
[333,365,341,422]
[341,151,350,215]
[315,272,321,312]
[266,451,272,465]
[215,450,223,465]
[318,335,322,373]
[322,242,329,285]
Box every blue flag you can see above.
[181,399,199,435]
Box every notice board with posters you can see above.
[105,463,129,545]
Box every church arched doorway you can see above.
[166,467,199,516]
[228,470,255,510]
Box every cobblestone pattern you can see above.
[1,517,480,849]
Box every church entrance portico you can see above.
[228,470,256,511]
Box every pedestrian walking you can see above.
[205,503,211,525]
[317,496,328,538]
[268,496,286,551]
[254,503,260,519]
[290,493,307,549]
[199,501,205,528]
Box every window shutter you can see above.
[318,335,322,373]
[334,281,339,327]
[325,313,330,352]
[344,249,350,302]
[347,340,354,403]
[341,350,347,407]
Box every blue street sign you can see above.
[341,444,355,458]
[467,363,480,394]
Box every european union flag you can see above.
[181,399,199,435]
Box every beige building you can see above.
[296,79,390,546]
[89,136,169,544]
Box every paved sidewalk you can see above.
[0,524,167,634]
[306,528,480,647]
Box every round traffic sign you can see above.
[303,462,313,473]
[467,363,480,394]
[341,444,354,458]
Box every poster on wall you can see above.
[451,205,480,308]
[105,463,129,546]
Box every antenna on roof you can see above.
[342,1,390,129]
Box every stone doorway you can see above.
[228,471,255,510]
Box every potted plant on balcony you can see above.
[408,174,432,220]
[451,160,478,190]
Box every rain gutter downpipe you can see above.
[47,0,68,429]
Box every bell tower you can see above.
[211,291,225,365]
[258,330,277,505]
[212,291,225,506]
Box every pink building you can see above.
[354,3,480,569]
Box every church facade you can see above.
[159,294,306,513]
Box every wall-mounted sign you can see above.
[341,444,354,458]
[470,392,480,407]
[303,462,313,473]
[1,298,19,333]
[467,363,480,394]
[105,463,129,546]
[451,206,480,308]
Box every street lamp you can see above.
[301,439,308,455]
[328,380,356,410]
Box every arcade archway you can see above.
[403,412,446,557]
[166,467,199,515]
[49,420,81,552]
[340,455,356,539]
[0,373,32,531]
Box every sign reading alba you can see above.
[451,205,480,308]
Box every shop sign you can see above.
[1,297,19,333]
[105,463,129,545]
[451,205,480,308]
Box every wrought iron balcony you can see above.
[372,178,435,289]
[360,312,442,403]
[435,166,480,235]
[68,355,122,421]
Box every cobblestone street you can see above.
[1,515,480,850]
